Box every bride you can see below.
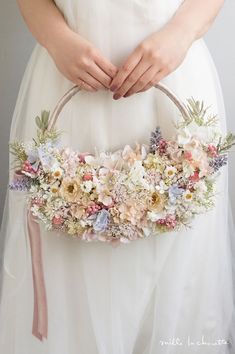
[0,0,234,353]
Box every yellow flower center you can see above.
[152,192,161,205]
[67,184,75,194]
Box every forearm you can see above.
[16,0,71,51]
[167,0,225,43]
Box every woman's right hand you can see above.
[48,28,118,92]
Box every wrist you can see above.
[165,18,198,48]
[44,24,75,56]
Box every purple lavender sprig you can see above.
[149,126,162,154]
[209,154,228,172]
[9,176,32,191]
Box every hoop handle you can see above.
[47,82,189,132]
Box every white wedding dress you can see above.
[0,0,234,353]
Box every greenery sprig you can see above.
[34,110,61,145]
[176,98,219,129]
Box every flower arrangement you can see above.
[9,86,235,245]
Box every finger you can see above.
[113,59,151,99]
[75,78,97,92]
[137,69,167,93]
[110,49,143,92]
[123,66,157,97]
[81,71,107,90]
[88,62,113,89]
[95,55,118,79]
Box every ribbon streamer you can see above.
[27,209,48,341]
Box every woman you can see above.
[0,0,234,353]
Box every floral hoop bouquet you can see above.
[9,83,235,245]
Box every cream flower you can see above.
[118,203,143,225]
[60,178,80,202]
[70,204,86,219]
[98,190,113,206]
[122,143,147,165]
[148,191,166,212]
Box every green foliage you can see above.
[176,98,219,129]
[217,132,235,153]
[34,110,62,145]
[35,110,50,132]
[9,141,27,169]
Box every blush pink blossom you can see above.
[78,152,93,163]
[184,151,193,161]
[33,198,45,207]
[208,144,218,157]
[22,160,37,173]
[52,216,63,225]
[83,174,93,181]
[189,171,200,182]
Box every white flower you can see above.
[41,183,50,191]
[80,180,93,193]
[194,180,207,193]
[155,180,169,194]
[142,227,152,237]
[176,127,192,145]
[51,167,63,179]
[182,190,193,202]
[129,160,148,188]
[147,211,166,222]
[164,166,177,178]
[182,161,195,178]
[182,210,193,219]
[187,121,220,142]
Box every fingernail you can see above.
[124,92,131,97]
[110,85,117,92]
[113,93,121,100]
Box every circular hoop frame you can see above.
[47,83,189,132]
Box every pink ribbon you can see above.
[27,209,48,341]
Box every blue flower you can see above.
[93,209,110,232]
[27,150,40,171]
[37,142,58,170]
[168,184,184,204]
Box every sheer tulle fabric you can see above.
[0,0,234,353]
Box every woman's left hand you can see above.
[110,24,194,99]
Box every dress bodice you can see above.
[54,0,184,66]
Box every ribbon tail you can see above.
[27,209,48,341]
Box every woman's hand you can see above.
[48,28,118,92]
[110,24,194,99]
